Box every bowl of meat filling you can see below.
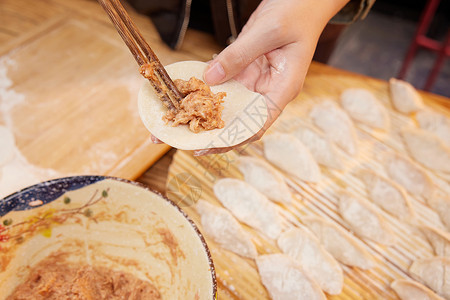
[0,176,216,300]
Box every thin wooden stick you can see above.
[97,0,183,110]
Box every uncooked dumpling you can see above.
[302,216,374,269]
[416,109,450,148]
[359,169,414,220]
[389,78,424,114]
[428,196,450,231]
[401,128,450,173]
[278,227,344,295]
[391,279,445,300]
[292,124,344,170]
[263,133,321,183]
[237,156,293,204]
[385,153,435,200]
[338,191,395,245]
[420,225,450,257]
[213,178,283,239]
[196,200,257,259]
[310,100,357,156]
[256,254,326,300]
[0,126,15,167]
[138,61,267,150]
[340,88,390,129]
[409,257,450,299]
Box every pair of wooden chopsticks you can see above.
[98,0,183,110]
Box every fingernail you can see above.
[151,135,161,144]
[204,61,225,85]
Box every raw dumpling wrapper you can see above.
[292,124,343,170]
[401,128,450,173]
[338,191,395,245]
[340,88,390,129]
[409,257,450,299]
[213,178,283,239]
[138,61,267,150]
[416,109,450,148]
[196,200,257,259]
[237,156,293,204]
[278,227,344,295]
[302,216,374,269]
[310,100,357,156]
[0,126,15,167]
[359,169,414,220]
[389,78,424,114]
[256,254,326,300]
[263,133,321,183]
[391,279,445,300]
[385,153,435,200]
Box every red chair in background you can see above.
[398,0,450,91]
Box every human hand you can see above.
[190,0,349,155]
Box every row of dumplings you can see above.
[194,78,450,299]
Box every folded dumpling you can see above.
[292,124,344,170]
[401,128,450,173]
[277,227,344,295]
[416,109,450,148]
[213,178,283,239]
[196,200,257,259]
[338,191,395,245]
[340,88,390,129]
[310,100,357,156]
[237,156,293,204]
[391,279,445,300]
[428,196,450,231]
[420,225,450,257]
[263,133,321,183]
[409,257,450,299]
[385,153,435,200]
[256,254,326,300]
[389,78,424,114]
[359,169,414,220]
[303,216,374,269]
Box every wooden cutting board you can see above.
[166,64,450,299]
[0,0,221,195]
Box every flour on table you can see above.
[196,200,257,259]
[213,178,283,239]
[277,226,344,295]
[385,153,435,200]
[420,225,450,257]
[338,191,395,245]
[292,123,343,170]
[340,88,390,130]
[302,216,374,269]
[389,78,424,114]
[0,126,15,167]
[401,128,450,173]
[409,257,450,299]
[309,100,357,156]
[255,254,326,300]
[237,156,293,204]
[416,109,450,148]
[359,169,414,221]
[263,133,321,183]
[391,279,445,300]
[428,196,450,232]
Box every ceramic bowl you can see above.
[0,176,216,299]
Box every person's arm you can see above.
[192,0,349,155]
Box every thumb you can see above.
[204,25,282,85]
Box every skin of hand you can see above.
[152,0,349,155]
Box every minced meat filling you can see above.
[164,77,226,133]
[7,254,161,300]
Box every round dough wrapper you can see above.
[138,61,267,150]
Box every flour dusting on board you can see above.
[0,58,60,198]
